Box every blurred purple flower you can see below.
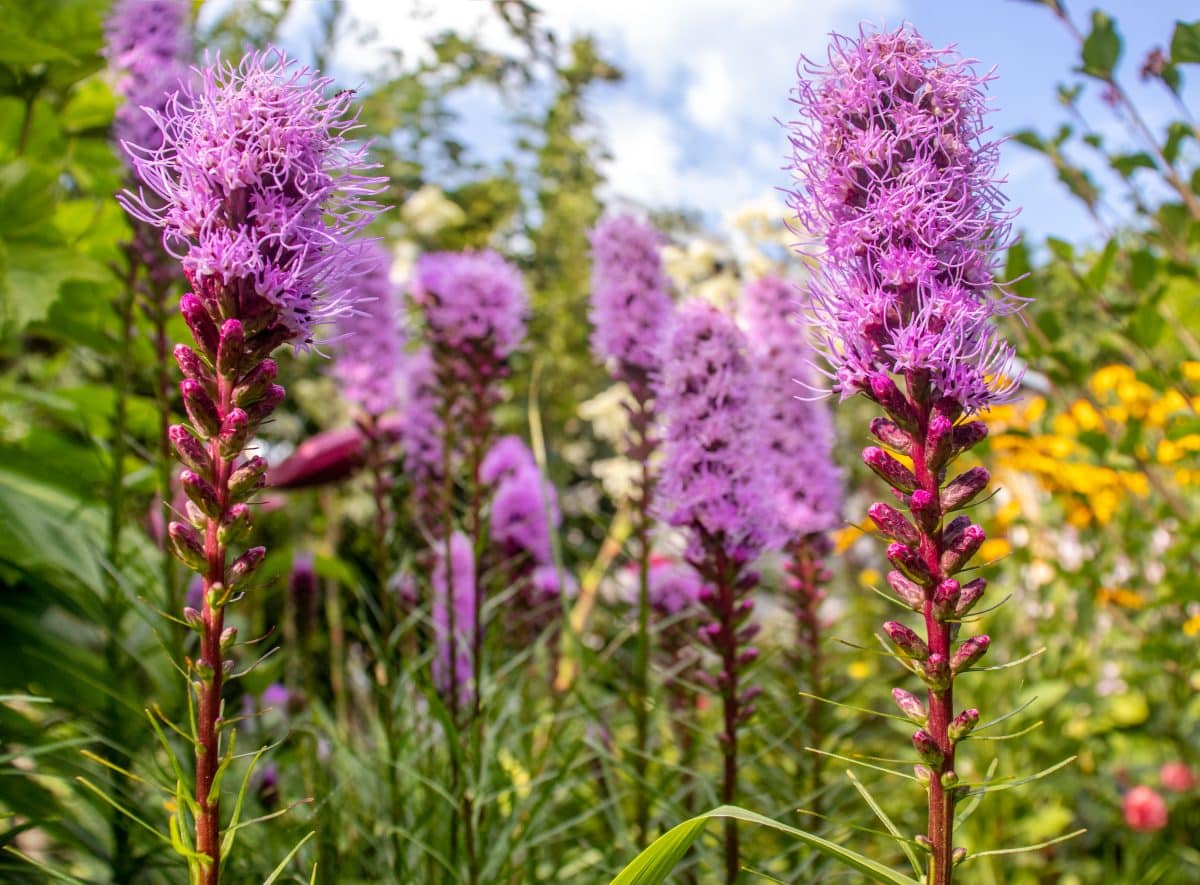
[588,214,674,380]
[787,26,1025,412]
[432,532,477,709]
[401,346,445,525]
[260,683,290,711]
[741,275,842,538]
[104,0,192,162]
[656,299,778,563]
[480,434,537,485]
[120,48,383,345]
[411,250,528,361]
[486,437,559,564]
[332,240,405,416]
[646,556,705,617]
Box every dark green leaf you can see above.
[1170,20,1200,64]
[1080,12,1122,79]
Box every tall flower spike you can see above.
[332,240,405,417]
[589,214,674,382]
[789,25,1028,885]
[432,531,477,710]
[787,25,1025,413]
[401,347,446,532]
[656,298,778,883]
[411,250,528,363]
[117,48,381,885]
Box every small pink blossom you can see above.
[1123,785,1168,832]
[1160,761,1197,793]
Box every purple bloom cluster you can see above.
[656,299,777,563]
[104,0,192,161]
[588,215,674,379]
[120,49,383,345]
[646,556,705,617]
[741,275,842,538]
[432,532,477,709]
[332,241,405,416]
[401,347,445,525]
[411,250,528,361]
[485,436,560,566]
[787,26,1024,412]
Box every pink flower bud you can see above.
[932,579,961,620]
[863,446,918,493]
[233,359,278,408]
[181,378,221,439]
[887,570,927,609]
[955,578,987,616]
[216,318,244,377]
[909,489,939,534]
[228,546,266,587]
[868,502,919,546]
[947,707,980,741]
[228,456,268,503]
[950,635,990,674]
[887,542,933,587]
[244,383,285,425]
[1123,785,1168,832]
[181,293,219,357]
[869,417,912,454]
[884,620,930,660]
[170,424,212,480]
[180,469,222,519]
[174,343,214,387]
[912,729,943,764]
[868,372,918,430]
[1160,761,1196,793]
[892,688,927,724]
[926,413,954,470]
[942,466,989,511]
[941,524,986,575]
[952,421,987,456]
[168,521,207,571]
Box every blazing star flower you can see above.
[787,26,1024,412]
[105,0,192,160]
[589,214,674,380]
[401,346,445,520]
[411,250,528,361]
[480,434,537,486]
[432,532,477,709]
[741,275,842,538]
[332,241,405,416]
[646,556,705,617]
[489,461,560,565]
[656,299,777,563]
[120,49,383,345]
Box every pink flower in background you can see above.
[1123,785,1168,832]
[1160,761,1196,793]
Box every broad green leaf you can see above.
[609,805,921,885]
[1079,11,1122,80]
[1170,20,1200,64]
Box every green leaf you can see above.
[1129,300,1165,347]
[1046,237,1075,262]
[609,806,921,885]
[262,831,315,885]
[1170,21,1200,64]
[1079,11,1122,80]
[1109,152,1155,178]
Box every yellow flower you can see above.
[859,568,881,588]
[1183,362,1200,384]
[848,660,873,680]
[1183,614,1200,638]
[979,538,1012,561]
[833,524,867,553]
[1069,399,1103,432]
[1090,364,1135,396]
[1097,587,1146,609]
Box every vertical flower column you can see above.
[331,240,405,585]
[788,27,1027,885]
[119,50,380,883]
[104,0,193,619]
[588,214,674,844]
[410,249,528,718]
[741,274,842,801]
[656,299,779,884]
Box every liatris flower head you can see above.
[489,465,560,564]
[656,298,778,563]
[432,531,477,708]
[411,249,528,362]
[332,240,405,416]
[480,434,537,485]
[401,346,445,527]
[589,214,674,382]
[120,48,383,347]
[105,0,192,160]
[640,556,705,618]
[787,25,1025,413]
[741,275,842,538]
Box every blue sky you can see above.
[320,0,1200,245]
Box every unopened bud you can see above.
[168,521,207,571]
[229,546,266,587]
[245,324,291,363]
[914,834,933,851]
[920,653,951,691]
[174,343,214,388]
[868,502,919,546]
[228,456,268,503]
[948,708,981,741]
[950,635,990,674]
[952,847,968,866]
[940,770,959,788]
[219,626,238,650]
[863,446,918,493]
[218,504,252,546]
[170,424,212,480]
[244,384,285,425]
[887,543,933,587]
[909,489,939,534]
[181,469,222,519]
[926,413,954,471]
[914,765,933,786]
[941,524,986,575]
[932,579,962,620]
[218,409,251,460]
[180,294,219,358]
[913,729,943,765]
[952,421,987,457]
[955,578,987,616]
[868,372,918,430]
[888,570,927,609]
[869,417,913,454]
[216,319,245,377]
[892,688,928,724]
[884,621,930,660]
[233,359,278,408]
[181,379,221,439]
[942,467,989,511]
[183,607,204,629]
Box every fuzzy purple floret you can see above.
[432,531,476,708]
[119,48,383,344]
[480,434,537,485]
[104,0,192,161]
[742,275,843,537]
[401,347,444,492]
[787,26,1025,412]
[332,240,405,415]
[485,437,560,564]
[411,250,528,360]
[588,214,674,377]
[656,299,778,563]
[647,557,705,617]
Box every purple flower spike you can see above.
[788,26,1026,413]
[332,241,405,416]
[480,434,537,485]
[401,347,446,529]
[411,250,528,361]
[120,48,384,345]
[741,275,842,539]
[432,532,477,710]
[588,214,674,380]
[656,299,777,563]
